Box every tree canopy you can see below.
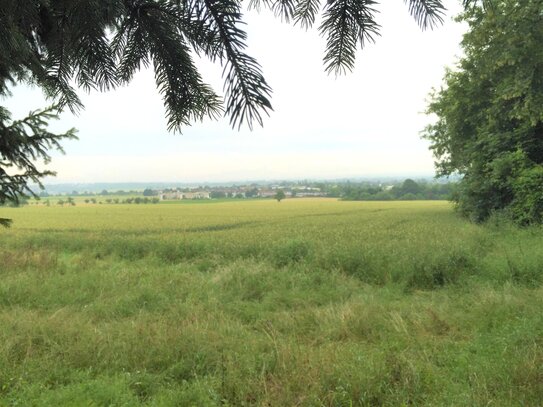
[424,0,543,224]
[1,0,477,224]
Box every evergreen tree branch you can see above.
[117,0,222,131]
[406,0,446,30]
[201,0,273,129]
[320,0,380,75]
[0,105,77,213]
[294,0,321,29]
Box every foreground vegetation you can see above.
[1,199,542,406]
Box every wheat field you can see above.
[1,199,542,406]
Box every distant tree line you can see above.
[57,198,76,206]
[28,180,456,204]
[209,188,260,199]
[331,179,455,201]
[3,196,162,207]
[38,189,145,198]
[84,197,160,205]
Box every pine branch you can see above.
[406,0,446,30]
[247,0,274,13]
[462,0,494,9]
[38,5,84,113]
[272,0,297,22]
[247,0,298,22]
[112,5,151,83]
[176,0,224,59]
[117,0,222,131]
[320,0,380,75]
[69,2,118,92]
[201,0,273,129]
[294,0,321,29]
[0,105,77,226]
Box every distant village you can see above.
[153,185,326,200]
[30,178,455,204]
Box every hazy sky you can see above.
[5,1,466,183]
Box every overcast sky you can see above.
[5,1,466,184]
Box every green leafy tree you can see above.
[400,179,421,195]
[424,0,543,224]
[1,0,468,225]
[210,191,226,199]
[275,189,286,202]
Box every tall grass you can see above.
[1,200,542,405]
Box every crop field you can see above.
[1,199,543,406]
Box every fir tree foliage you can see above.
[424,0,543,224]
[0,105,77,226]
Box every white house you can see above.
[160,191,183,200]
[183,191,211,199]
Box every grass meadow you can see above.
[1,199,542,406]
